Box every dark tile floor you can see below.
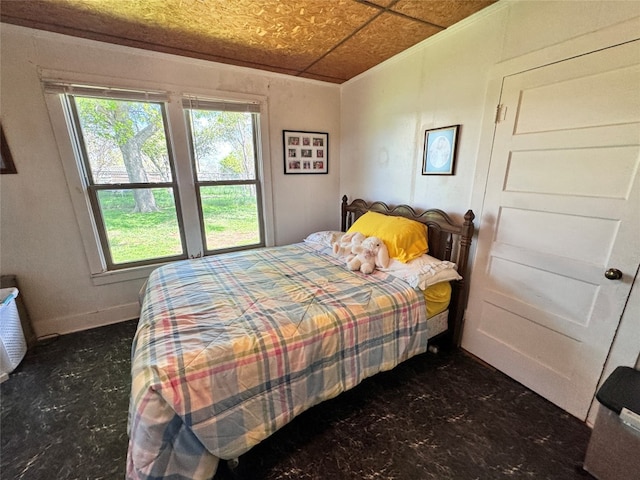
[1,320,595,479]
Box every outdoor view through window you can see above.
[186,106,261,253]
[68,93,263,269]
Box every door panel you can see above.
[495,207,617,263]
[505,146,638,198]
[515,64,640,133]
[463,40,640,420]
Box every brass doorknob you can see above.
[604,268,623,280]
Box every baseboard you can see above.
[32,302,140,338]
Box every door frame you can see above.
[468,17,640,425]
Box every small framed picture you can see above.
[422,125,459,175]
[283,130,328,174]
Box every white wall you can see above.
[340,3,505,219]
[0,24,340,336]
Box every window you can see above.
[183,99,264,254]
[47,83,267,275]
[69,94,186,269]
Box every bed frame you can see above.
[340,196,475,347]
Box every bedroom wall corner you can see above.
[338,1,507,219]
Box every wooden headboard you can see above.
[340,195,475,347]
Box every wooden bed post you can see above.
[457,210,475,277]
[341,195,349,232]
[452,209,475,347]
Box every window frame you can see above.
[183,101,266,255]
[43,77,274,284]
[65,94,190,270]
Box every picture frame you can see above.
[1,125,17,174]
[422,125,459,175]
[283,130,328,174]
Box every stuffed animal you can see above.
[332,231,366,258]
[346,236,390,274]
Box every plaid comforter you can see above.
[127,243,427,480]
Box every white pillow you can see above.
[381,254,461,289]
[303,230,344,248]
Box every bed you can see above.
[127,196,475,480]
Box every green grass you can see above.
[99,186,260,265]
[200,186,260,249]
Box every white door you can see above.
[463,40,640,420]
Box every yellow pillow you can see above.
[347,211,428,263]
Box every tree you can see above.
[219,112,254,180]
[190,110,255,181]
[76,97,167,212]
[219,152,243,176]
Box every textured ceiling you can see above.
[1,0,497,84]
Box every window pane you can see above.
[97,188,183,264]
[188,110,256,181]
[75,97,172,184]
[200,185,260,251]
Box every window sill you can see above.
[90,263,165,286]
